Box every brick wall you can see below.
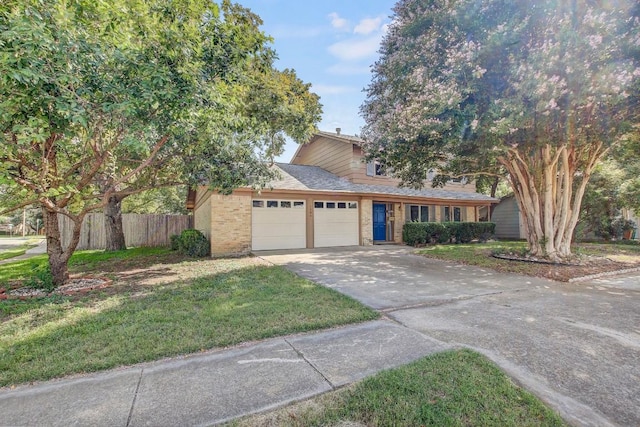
[360,198,373,245]
[210,194,252,256]
[393,203,404,243]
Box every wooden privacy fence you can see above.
[59,213,193,250]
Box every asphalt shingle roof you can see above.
[270,163,496,202]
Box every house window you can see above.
[267,200,278,208]
[442,206,463,222]
[315,202,324,208]
[294,201,305,208]
[326,202,336,209]
[348,202,358,209]
[406,205,430,222]
[449,176,468,184]
[478,206,489,221]
[366,160,386,177]
[338,202,346,209]
[426,169,436,181]
[280,201,291,208]
[253,200,264,208]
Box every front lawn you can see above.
[231,349,567,427]
[416,241,640,281]
[0,249,378,387]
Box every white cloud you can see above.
[328,12,349,31]
[311,84,358,95]
[354,16,383,35]
[327,35,382,62]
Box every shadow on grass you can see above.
[0,247,203,286]
[0,263,378,387]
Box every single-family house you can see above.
[492,196,640,241]
[188,130,497,256]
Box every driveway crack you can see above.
[284,338,335,390]
[380,289,525,313]
[125,368,144,427]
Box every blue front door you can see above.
[373,203,386,241]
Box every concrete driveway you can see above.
[257,245,640,427]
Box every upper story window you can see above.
[449,176,468,185]
[366,160,386,177]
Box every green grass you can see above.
[0,247,168,285]
[232,349,566,427]
[0,251,378,386]
[0,247,29,261]
[415,240,640,281]
[417,241,537,274]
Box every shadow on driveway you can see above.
[257,245,640,427]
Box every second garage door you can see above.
[252,200,306,250]
[314,201,359,247]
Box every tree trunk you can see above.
[43,208,70,286]
[104,195,127,251]
[499,143,602,262]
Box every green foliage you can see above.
[23,265,55,293]
[122,187,189,215]
[170,234,181,251]
[0,0,320,284]
[403,222,495,246]
[174,229,210,257]
[578,159,639,241]
[362,0,639,257]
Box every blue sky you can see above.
[237,0,397,162]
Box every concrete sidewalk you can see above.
[0,238,46,265]
[0,320,448,426]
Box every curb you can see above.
[568,266,640,283]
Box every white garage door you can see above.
[314,201,359,247]
[252,200,306,250]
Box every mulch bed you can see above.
[0,277,112,300]
[489,253,639,282]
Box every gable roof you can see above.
[269,163,496,203]
[290,130,363,164]
[313,130,364,145]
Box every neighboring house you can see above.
[493,196,640,241]
[188,130,497,256]
[492,195,526,240]
[622,208,640,240]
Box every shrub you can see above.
[403,222,496,246]
[174,229,210,257]
[170,234,181,251]
[24,264,56,292]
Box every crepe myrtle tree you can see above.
[361,0,640,261]
[0,0,320,284]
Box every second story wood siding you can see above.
[291,130,477,193]
[291,133,352,177]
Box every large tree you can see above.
[361,0,639,261]
[95,6,320,252]
[0,0,320,284]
